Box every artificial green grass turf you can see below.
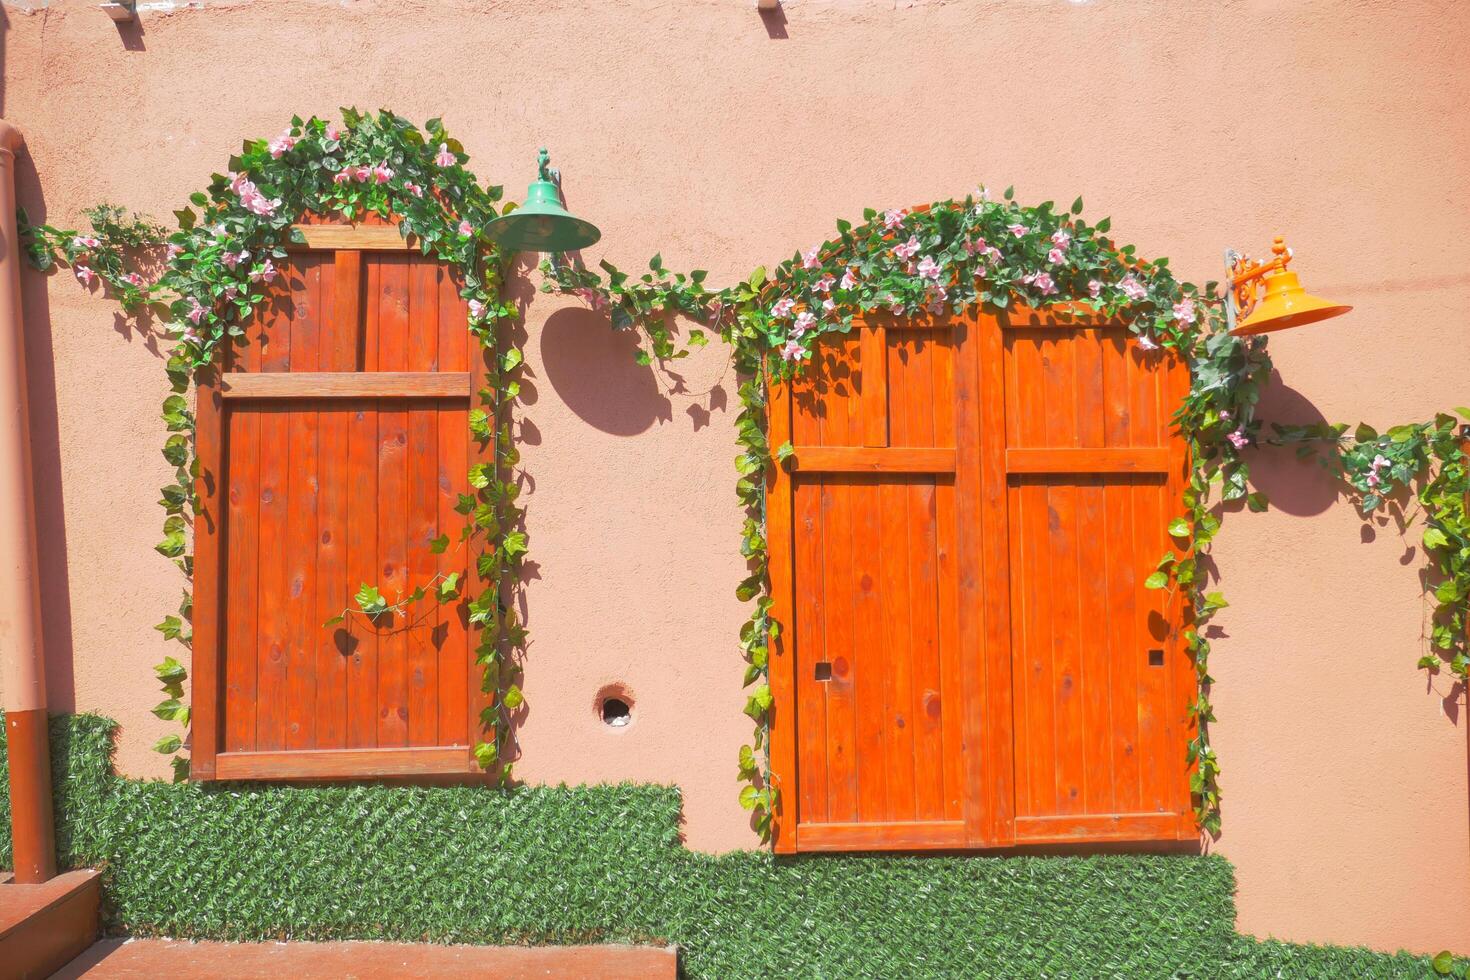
[0,714,1438,977]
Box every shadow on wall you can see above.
[13,141,76,712]
[539,306,672,436]
[1245,371,1337,518]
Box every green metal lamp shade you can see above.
[484,148,601,254]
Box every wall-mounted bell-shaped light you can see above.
[484,148,601,254]
[1226,236,1352,336]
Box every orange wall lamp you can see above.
[1226,236,1352,335]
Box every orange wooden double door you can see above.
[190,222,491,782]
[766,307,1196,852]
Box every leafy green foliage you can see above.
[21,110,529,782]
[3,714,1446,977]
[1273,412,1470,684]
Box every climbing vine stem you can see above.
[21,109,528,781]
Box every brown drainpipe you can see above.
[0,119,56,884]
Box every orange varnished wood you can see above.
[769,305,1190,850]
[206,233,474,781]
[190,359,224,779]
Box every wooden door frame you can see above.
[190,224,487,782]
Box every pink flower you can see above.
[71,235,101,250]
[1119,275,1147,301]
[334,169,353,185]
[839,267,858,290]
[1047,247,1066,265]
[233,175,280,216]
[1173,298,1197,325]
[893,235,921,261]
[924,283,949,315]
[221,250,243,270]
[1032,272,1057,295]
[326,124,343,141]
[882,209,906,231]
[186,297,206,324]
[468,299,486,320]
[166,244,183,260]
[1219,410,1232,421]
[223,285,238,300]
[458,220,474,237]
[249,258,277,284]
[228,171,251,195]
[404,182,424,198]
[1051,229,1071,249]
[813,274,835,293]
[975,185,991,202]
[780,339,805,361]
[916,256,942,281]
[1226,428,1248,449]
[1137,332,1159,352]
[122,272,147,288]
[1007,223,1027,238]
[771,297,796,319]
[181,328,202,345]
[576,287,607,312]
[791,311,817,337]
[372,164,394,184]
[889,302,906,316]
[822,297,836,312]
[354,166,371,183]
[74,265,95,286]
[1088,279,1102,299]
[802,245,821,270]
[1366,472,1381,487]
[435,143,456,167]
[268,129,297,158]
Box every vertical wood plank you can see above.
[930,332,964,821]
[765,373,798,851]
[223,397,259,754]
[904,336,943,821]
[850,472,887,824]
[254,270,294,751]
[284,259,322,750]
[435,266,469,748]
[955,310,992,844]
[189,361,224,779]
[820,344,859,821]
[375,255,410,747]
[793,477,829,827]
[860,322,888,447]
[345,257,381,749]
[406,258,441,746]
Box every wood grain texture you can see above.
[286,224,416,251]
[220,372,470,399]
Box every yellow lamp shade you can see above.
[1231,269,1352,336]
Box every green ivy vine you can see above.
[21,109,529,781]
[1273,414,1470,684]
[547,189,1279,839]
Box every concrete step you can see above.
[56,938,679,978]
[0,869,101,979]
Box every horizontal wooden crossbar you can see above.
[285,224,417,251]
[788,446,957,474]
[213,746,471,780]
[796,820,968,851]
[1012,812,1187,844]
[220,371,471,399]
[1006,447,1170,474]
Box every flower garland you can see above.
[21,109,529,780]
[548,188,1275,838]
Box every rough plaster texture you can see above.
[2,0,1468,957]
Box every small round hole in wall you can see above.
[595,684,635,730]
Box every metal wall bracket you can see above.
[100,0,136,22]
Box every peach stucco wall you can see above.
[4,0,1468,957]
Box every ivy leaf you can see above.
[1167,517,1190,539]
[429,534,450,555]
[739,785,761,810]
[1423,527,1450,550]
[153,734,183,754]
[502,684,524,710]
[322,614,345,628]
[775,441,795,463]
[1144,571,1170,590]
[1432,951,1454,976]
[1070,196,1084,215]
[473,740,498,768]
[437,571,461,601]
[354,584,388,617]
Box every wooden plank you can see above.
[283,261,322,751]
[286,223,416,251]
[850,473,887,825]
[253,269,293,751]
[795,820,967,851]
[214,746,469,780]
[790,446,955,474]
[406,258,441,747]
[820,378,859,822]
[220,371,471,400]
[998,305,1124,331]
[375,255,411,747]
[859,323,888,448]
[223,401,259,754]
[345,261,381,751]
[975,310,1016,844]
[1132,346,1169,816]
[436,266,470,748]
[1011,812,1180,844]
[930,333,965,823]
[189,363,224,779]
[878,473,916,822]
[1005,447,1170,474]
[792,477,829,828]
[765,374,798,853]
[904,336,944,822]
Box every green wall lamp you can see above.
[485,148,601,254]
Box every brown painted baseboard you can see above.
[0,869,101,979]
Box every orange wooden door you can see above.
[191,222,487,781]
[767,307,1195,852]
